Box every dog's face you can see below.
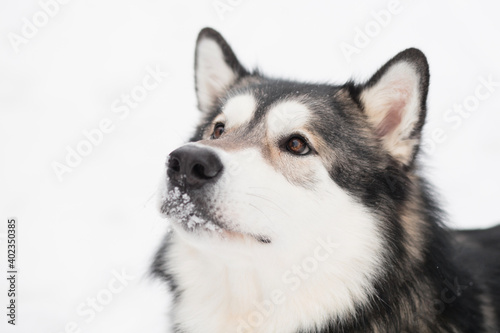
[161,28,429,264]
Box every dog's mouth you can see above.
[160,186,271,244]
[161,186,224,232]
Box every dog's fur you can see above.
[152,28,500,333]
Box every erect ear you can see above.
[194,28,248,113]
[359,48,429,166]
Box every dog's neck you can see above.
[164,225,385,333]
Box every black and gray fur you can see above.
[153,28,500,333]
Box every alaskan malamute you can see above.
[153,28,500,333]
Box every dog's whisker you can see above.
[248,203,273,224]
[245,192,290,217]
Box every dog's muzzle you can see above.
[167,145,223,189]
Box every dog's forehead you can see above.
[222,94,311,131]
[221,81,336,132]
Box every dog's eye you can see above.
[286,136,310,155]
[212,123,225,139]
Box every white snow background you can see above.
[1,0,500,332]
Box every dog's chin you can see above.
[167,213,271,244]
[167,215,271,248]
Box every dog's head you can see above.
[161,28,429,261]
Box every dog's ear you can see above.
[358,48,429,166]
[194,28,248,113]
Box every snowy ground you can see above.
[1,1,500,332]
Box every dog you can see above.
[152,27,500,333]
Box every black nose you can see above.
[167,145,223,188]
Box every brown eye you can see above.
[286,136,310,155]
[212,123,225,139]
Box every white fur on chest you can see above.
[164,211,384,333]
